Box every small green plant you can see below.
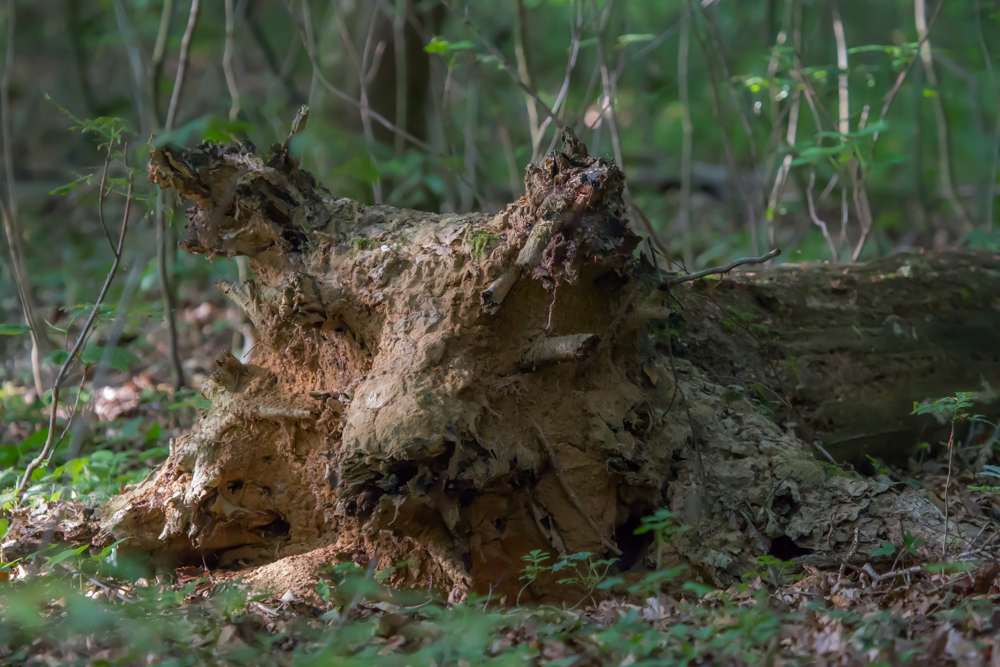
[876,530,926,574]
[970,464,1000,495]
[634,509,690,570]
[744,555,799,589]
[551,552,618,607]
[866,455,890,476]
[517,550,619,607]
[911,392,992,556]
[621,566,687,598]
[517,549,551,605]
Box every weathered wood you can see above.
[96,130,972,603]
[676,251,1000,464]
[520,333,600,368]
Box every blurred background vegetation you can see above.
[2,3,1000,662]
[1,0,1000,497]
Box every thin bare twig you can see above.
[623,191,671,262]
[330,1,384,203]
[44,372,89,465]
[688,2,759,254]
[299,0,320,108]
[1,0,48,398]
[819,174,838,202]
[280,0,430,152]
[595,36,625,170]
[678,0,694,269]
[863,563,924,583]
[534,0,583,162]
[246,3,304,106]
[697,2,757,164]
[156,0,200,392]
[943,420,956,557]
[164,0,199,132]
[222,0,254,363]
[280,1,483,209]
[839,188,849,253]
[112,0,151,136]
[766,88,799,248]
[531,418,621,555]
[631,23,680,61]
[661,249,781,289]
[441,0,561,128]
[915,0,969,229]
[96,147,118,256]
[390,0,408,157]
[976,0,1000,232]
[513,0,540,153]
[829,0,872,262]
[223,0,241,121]
[831,0,849,137]
[150,0,173,117]
[848,160,874,262]
[16,152,134,500]
[806,171,838,260]
[869,0,944,152]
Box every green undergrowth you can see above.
[2,548,997,666]
[0,381,205,510]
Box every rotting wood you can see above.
[520,334,599,368]
[481,268,520,313]
[89,123,982,603]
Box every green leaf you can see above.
[46,349,70,367]
[17,429,49,454]
[617,33,656,46]
[65,457,87,483]
[682,581,715,597]
[145,423,162,444]
[81,345,141,373]
[424,37,474,54]
[97,537,133,561]
[871,541,896,557]
[596,576,625,589]
[47,545,89,567]
[925,562,972,574]
[0,518,8,540]
[153,115,254,148]
[0,323,30,335]
[316,577,331,602]
[0,445,18,468]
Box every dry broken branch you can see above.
[660,249,781,288]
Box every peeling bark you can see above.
[96,128,990,602]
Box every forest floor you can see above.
[3,290,1000,666]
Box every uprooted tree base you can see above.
[93,129,1000,603]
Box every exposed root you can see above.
[532,418,622,556]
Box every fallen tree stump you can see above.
[96,127,998,602]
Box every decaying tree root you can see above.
[98,127,959,602]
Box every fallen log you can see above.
[96,126,996,602]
